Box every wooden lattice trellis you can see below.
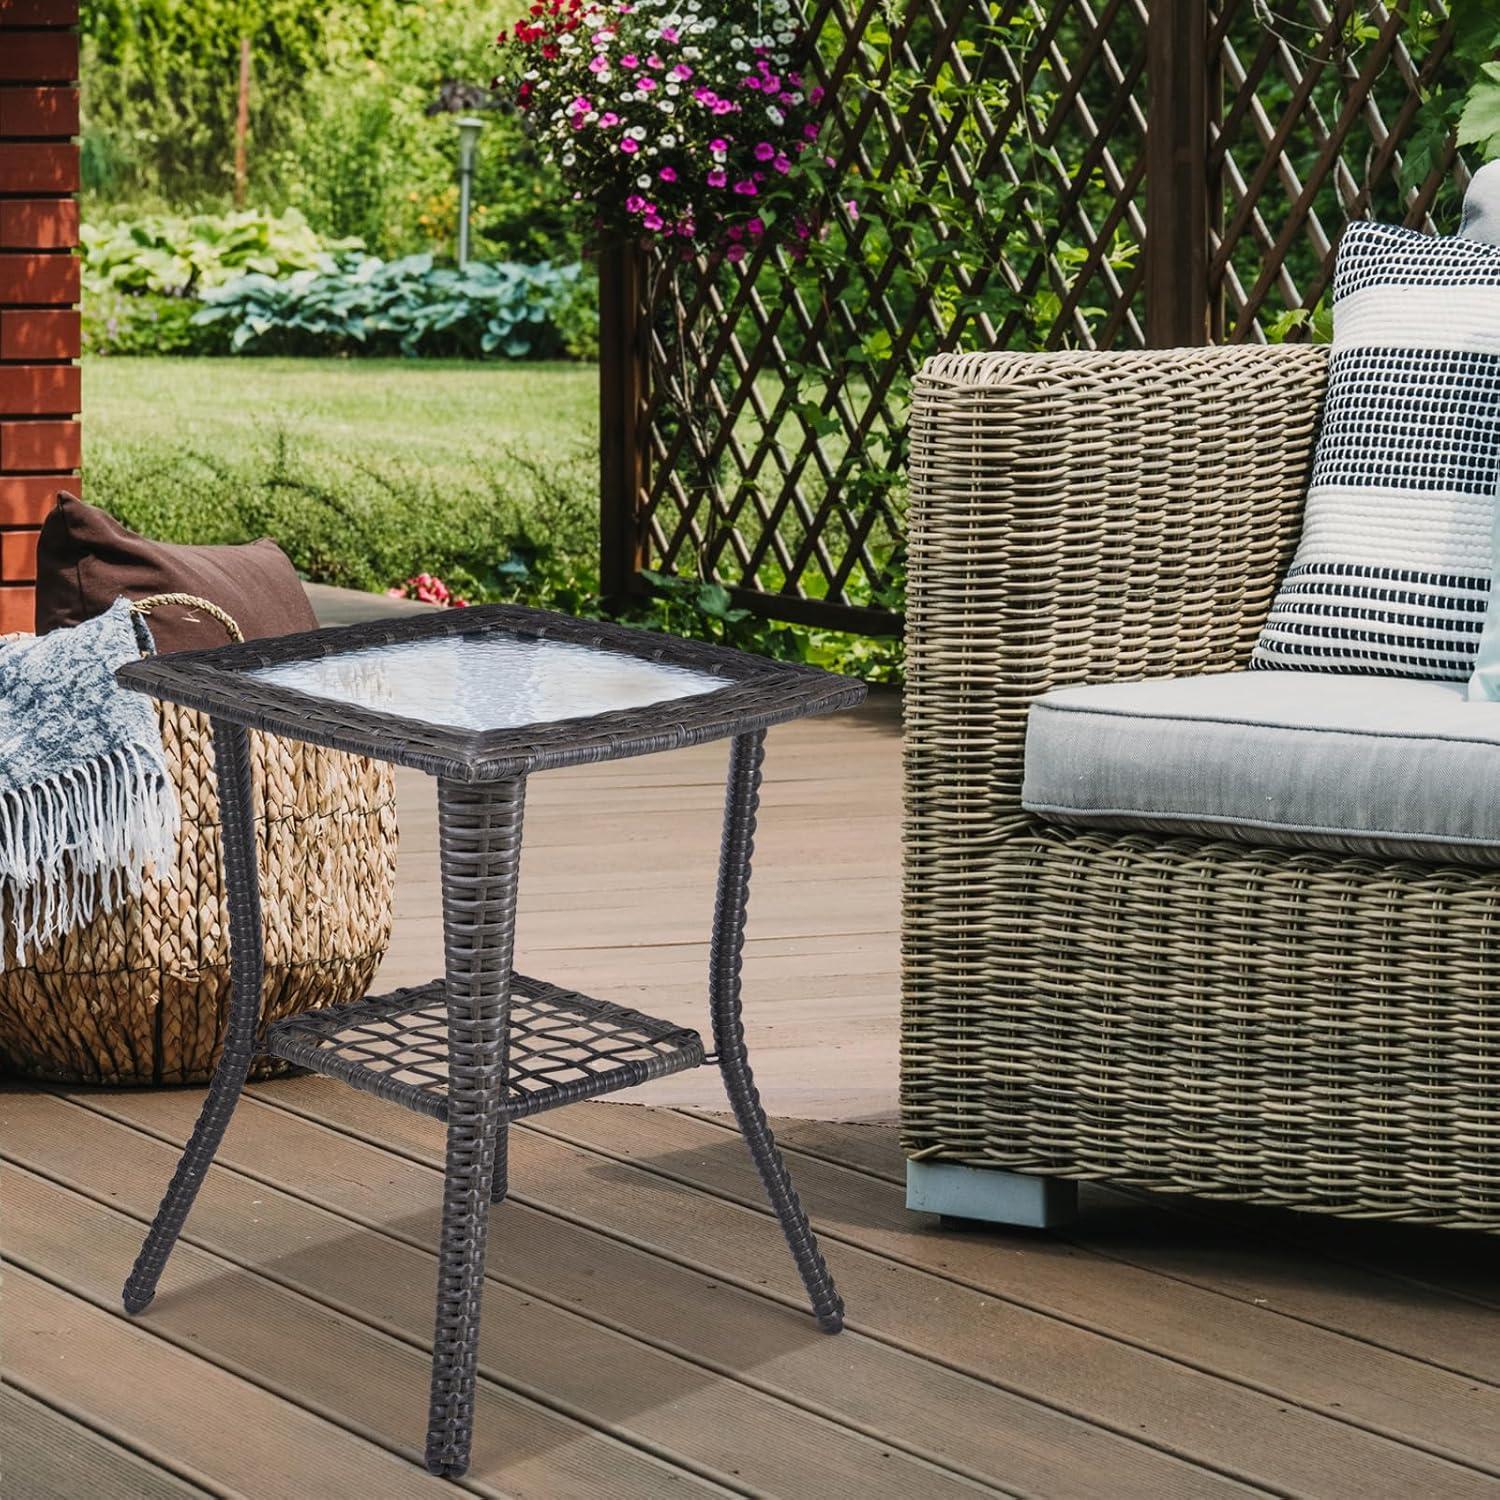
[600,0,1465,633]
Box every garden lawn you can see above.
[82,357,599,599]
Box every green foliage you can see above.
[82,208,357,295]
[83,288,232,356]
[193,254,590,358]
[81,0,332,206]
[1264,303,1334,345]
[1401,2,1500,203]
[81,1,579,265]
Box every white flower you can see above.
[629,125,647,139]
[666,82,680,95]
[765,105,784,124]
[637,173,652,187]
[662,132,677,145]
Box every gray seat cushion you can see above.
[1022,670,1500,864]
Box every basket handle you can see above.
[130,593,246,646]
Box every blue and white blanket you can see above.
[0,599,178,966]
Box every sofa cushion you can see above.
[1022,670,1500,864]
[1250,219,1500,681]
[34,493,318,653]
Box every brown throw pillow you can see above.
[34,493,319,653]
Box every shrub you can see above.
[81,1,580,266]
[82,287,231,356]
[193,254,591,358]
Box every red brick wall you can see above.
[0,0,80,634]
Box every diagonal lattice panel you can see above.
[605,0,1465,635]
[630,0,1151,631]
[1209,0,1462,341]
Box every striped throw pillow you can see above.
[1252,220,1500,679]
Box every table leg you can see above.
[710,731,844,1333]
[123,720,264,1315]
[425,775,524,1478]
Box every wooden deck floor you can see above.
[7,1083,1500,1499]
[5,589,1500,1496]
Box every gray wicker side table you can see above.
[114,604,863,1478]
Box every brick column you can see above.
[0,0,81,634]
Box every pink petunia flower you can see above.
[773,154,791,173]
[747,216,765,236]
[709,136,729,152]
[733,178,758,196]
[588,55,609,72]
[572,96,592,111]
[845,198,859,220]
[626,193,647,212]
[810,86,825,104]
[621,136,639,153]
[712,99,735,115]
[669,63,693,80]
[677,219,695,236]
[643,212,664,230]
[646,53,664,69]
[693,86,716,104]
[638,75,657,90]
[754,141,775,161]
[660,25,680,41]
[600,110,620,126]
[803,122,819,140]
[706,166,728,187]
[620,52,639,67]
[726,242,746,262]
[658,165,678,182]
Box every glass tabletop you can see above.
[249,630,726,732]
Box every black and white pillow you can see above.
[1252,220,1500,680]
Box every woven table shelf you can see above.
[264,974,705,1121]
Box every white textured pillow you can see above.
[1252,220,1500,679]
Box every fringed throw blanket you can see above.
[0,599,178,966]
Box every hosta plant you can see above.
[193,254,588,359]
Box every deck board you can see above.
[0,1386,213,1500]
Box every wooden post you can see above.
[1144,0,1209,346]
[598,238,648,605]
[234,37,251,208]
[0,0,81,634]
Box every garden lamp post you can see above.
[456,115,484,268]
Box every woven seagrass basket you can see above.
[0,595,399,1085]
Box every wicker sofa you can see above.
[902,342,1500,1233]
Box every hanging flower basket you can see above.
[495,0,824,257]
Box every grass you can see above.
[83,356,600,597]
